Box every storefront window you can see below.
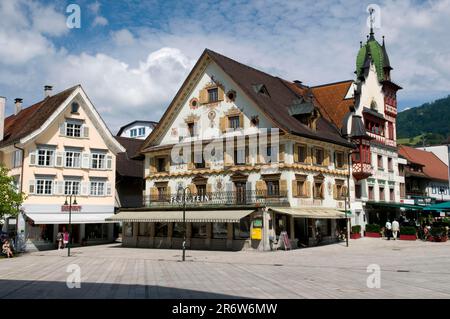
[192,223,208,238]
[124,222,132,237]
[138,223,149,236]
[27,224,53,242]
[314,219,332,237]
[212,223,228,239]
[234,216,250,239]
[172,223,184,238]
[155,222,168,237]
[85,223,108,240]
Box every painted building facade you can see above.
[0,85,124,251]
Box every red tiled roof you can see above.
[0,85,79,148]
[311,81,355,129]
[399,145,449,182]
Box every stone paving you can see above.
[0,238,449,299]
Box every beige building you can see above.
[109,49,354,251]
[0,85,124,251]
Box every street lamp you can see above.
[64,193,77,257]
[344,149,359,247]
[177,186,192,262]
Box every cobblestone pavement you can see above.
[0,238,449,299]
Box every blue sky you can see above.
[1,0,450,132]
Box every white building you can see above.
[117,121,158,140]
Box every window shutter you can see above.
[324,149,330,166]
[306,181,311,197]
[29,180,35,194]
[220,116,227,133]
[106,182,112,196]
[54,181,63,195]
[82,153,90,169]
[306,147,313,165]
[55,152,64,167]
[292,180,298,197]
[293,144,299,162]
[199,89,208,104]
[106,155,113,170]
[320,183,324,199]
[150,187,158,199]
[149,157,156,173]
[333,184,337,200]
[218,86,225,101]
[342,185,348,199]
[279,144,285,163]
[280,179,287,196]
[82,125,89,138]
[206,183,213,194]
[81,182,89,196]
[239,113,244,129]
[29,150,36,166]
[59,123,66,136]
[256,180,267,197]
[343,152,349,169]
[188,183,197,195]
[164,157,170,172]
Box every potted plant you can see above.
[400,226,417,241]
[365,224,381,238]
[429,227,448,242]
[350,225,361,239]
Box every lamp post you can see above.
[344,149,358,247]
[177,186,192,262]
[64,193,77,257]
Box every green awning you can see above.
[424,201,450,211]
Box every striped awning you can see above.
[25,213,116,224]
[269,207,346,219]
[106,210,254,223]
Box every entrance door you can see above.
[294,218,308,246]
[235,182,246,205]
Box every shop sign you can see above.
[61,205,82,212]
[253,219,263,228]
[251,228,262,240]
[170,195,210,204]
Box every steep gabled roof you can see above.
[0,85,79,148]
[142,49,354,152]
[310,80,355,129]
[114,136,144,178]
[399,145,449,182]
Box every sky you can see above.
[1,0,450,133]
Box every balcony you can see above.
[352,162,373,181]
[143,190,289,209]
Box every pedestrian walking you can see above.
[63,229,69,248]
[392,219,400,240]
[385,220,392,240]
[56,231,63,250]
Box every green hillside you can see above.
[397,95,450,146]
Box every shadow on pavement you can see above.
[0,279,245,299]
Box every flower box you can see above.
[399,234,416,241]
[365,232,381,238]
[350,233,361,239]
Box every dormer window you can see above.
[208,88,218,103]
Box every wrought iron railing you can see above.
[143,190,289,208]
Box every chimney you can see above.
[0,96,5,141]
[44,85,53,97]
[14,98,23,115]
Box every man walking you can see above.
[385,220,392,240]
[392,219,400,240]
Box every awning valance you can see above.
[25,213,116,224]
[106,210,254,223]
[269,207,346,219]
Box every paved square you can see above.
[0,238,449,299]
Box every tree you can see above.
[0,165,25,221]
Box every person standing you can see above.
[63,229,69,249]
[392,219,400,240]
[385,220,392,240]
[56,231,63,250]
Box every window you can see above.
[66,123,82,137]
[234,216,250,239]
[234,147,245,165]
[368,186,374,200]
[36,179,53,195]
[64,180,80,195]
[388,157,393,171]
[296,180,306,197]
[196,184,207,196]
[65,151,81,168]
[377,155,383,170]
[157,186,167,201]
[379,187,385,201]
[130,129,137,138]
[336,183,344,200]
[157,157,166,172]
[192,223,208,238]
[314,182,324,199]
[208,88,218,103]
[335,152,344,169]
[355,184,362,199]
[172,223,184,238]
[187,122,196,137]
[71,102,80,113]
[91,153,106,169]
[138,223,149,236]
[228,116,240,129]
[90,181,105,196]
[315,148,324,166]
[138,127,145,136]
[13,150,22,168]
[37,149,54,166]
[155,223,168,237]
[298,145,307,163]
[389,188,395,201]
[266,181,280,196]
[212,223,228,239]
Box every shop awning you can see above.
[365,201,424,210]
[106,210,254,223]
[269,207,346,219]
[25,213,116,224]
[424,201,450,211]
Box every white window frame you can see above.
[64,180,81,195]
[37,149,54,167]
[130,129,137,137]
[90,181,106,196]
[91,153,106,169]
[36,179,53,195]
[138,127,145,136]
[66,122,82,138]
[64,151,82,168]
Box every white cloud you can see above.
[111,29,135,46]
[93,16,109,27]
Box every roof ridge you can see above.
[311,80,354,89]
